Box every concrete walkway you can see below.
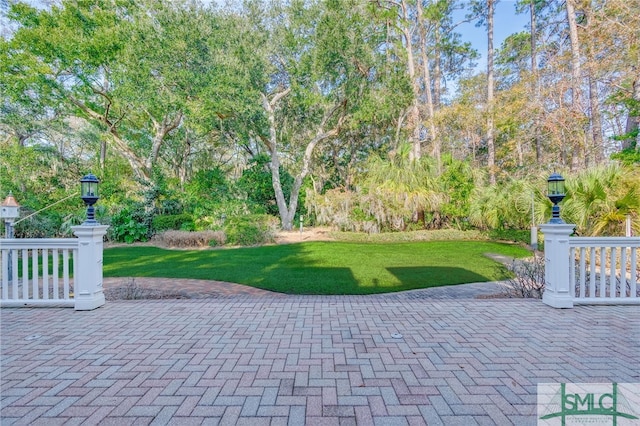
[2,290,639,425]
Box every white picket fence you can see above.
[0,238,78,307]
[570,237,639,305]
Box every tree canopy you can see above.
[1,0,638,236]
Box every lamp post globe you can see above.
[80,173,100,225]
[547,173,566,224]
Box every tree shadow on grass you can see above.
[386,266,495,290]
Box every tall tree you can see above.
[249,0,410,230]
[597,0,640,152]
[529,0,541,162]
[398,0,423,160]
[583,7,604,165]
[486,0,496,185]
[565,0,585,169]
[1,0,237,181]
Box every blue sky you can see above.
[456,1,531,70]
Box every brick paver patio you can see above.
[1,294,639,425]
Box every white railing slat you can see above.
[579,247,586,298]
[609,247,616,299]
[600,247,606,298]
[32,249,39,300]
[52,249,59,300]
[12,249,18,298]
[43,248,49,300]
[589,247,596,298]
[22,249,28,299]
[620,248,627,298]
[1,250,7,300]
[569,247,576,291]
[63,249,70,299]
[631,249,637,298]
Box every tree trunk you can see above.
[179,133,191,190]
[261,89,340,231]
[401,0,421,161]
[146,112,183,173]
[99,140,107,170]
[110,132,149,179]
[566,0,585,170]
[587,73,604,164]
[417,0,439,168]
[100,73,109,171]
[486,0,496,185]
[584,8,604,165]
[18,134,28,147]
[68,95,165,180]
[530,0,542,163]
[434,29,442,108]
[261,90,291,229]
[622,64,640,151]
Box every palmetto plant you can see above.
[307,144,443,232]
[468,176,548,231]
[308,151,639,236]
[563,164,640,236]
[359,144,442,230]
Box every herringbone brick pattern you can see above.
[2,298,639,425]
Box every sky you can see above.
[455,1,532,70]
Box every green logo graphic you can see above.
[538,383,640,425]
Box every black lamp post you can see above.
[547,172,565,224]
[80,173,100,225]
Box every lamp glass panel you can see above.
[82,181,98,197]
[548,179,565,195]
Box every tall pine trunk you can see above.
[486,0,496,185]
[566,0,585,170]
[585,8,604,165]
[401,0,422,161]
[417,0,439,167]
[530,0,542,163]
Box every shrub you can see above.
[108,208,149,243]
[488,228,532,245]
[185,167,231,202]
[437,154,475,228]
[503,253,545,299]
[13,212,62,238]
[154,230,226,248]
[104,278,186,300]
[152,214,194,232]
[192,199,255,231]
[333,228,486,243]
[224,214,278,246]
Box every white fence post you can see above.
[72,225,109,311]
[541,223,576,308]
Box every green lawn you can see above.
[104,241,530,295]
